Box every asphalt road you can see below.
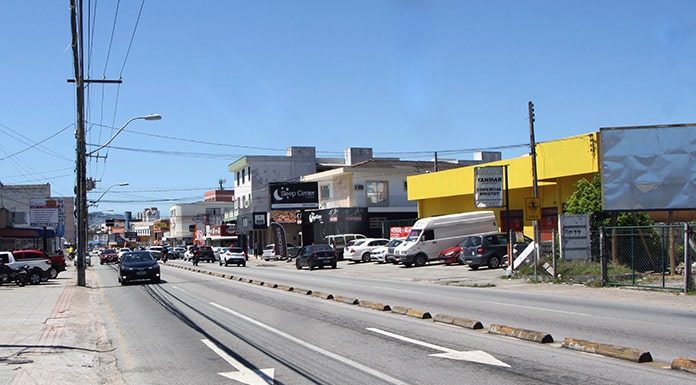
[165,259,696,363]
[94,262,693,385]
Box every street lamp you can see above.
[77,114,161,287]
[87,114,161,156]
[88,182,129,207]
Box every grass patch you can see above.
[513,260,633,285]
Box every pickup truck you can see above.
[0,251,51,285]
[11,249,66,279]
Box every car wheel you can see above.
[241,262,246,267]
[361,253,370,263]
[308,260,315,271]
[48,267,58,279]
[470,264,480,271]
[219,261,222,266]
[488,256,500,269]
[153,277,161,284]
[331,261,337,269]
[29,269,42,285]
[224,261,228,266]
[403,262,413,267]
[415,254,427,267]
[120,279,127,286]
[295,261,302,270]
[100,261,104,265]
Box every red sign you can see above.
[389,226,412,239]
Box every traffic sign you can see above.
[525,197,541,221]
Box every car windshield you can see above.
[405,229,422,242]
[263,245,275,250]
[121,252,154,263]
[103,249,115,254]
[386,239,402,247]
[350,240,366,246]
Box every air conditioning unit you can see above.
[354,184,364,191]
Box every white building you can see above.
[166,201,233,246]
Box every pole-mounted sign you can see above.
[474,166,504,208]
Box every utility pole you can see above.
[528,101,540,281]
[434,152,438,172]
[70,0,87,286]
[218,178,226,190]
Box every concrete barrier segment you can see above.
[333,295,359,305]
[406,308,432,319]
[433,314,483,329]
[561,337,652,363]
[391,305,410,315]
[294,288,312,295]
[311,291,334,300]
[488,324,553,343]
[671,357,696,374]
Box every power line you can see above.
[0,123,74,161]
[91,187,215,193]
[118,0,145,76]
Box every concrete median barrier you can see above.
[433,314,484,329]
[311,291,334,300]
[562,337,652,363]
[294,287,312,295]
[391,305,410,315]
[358,300,391,311]
[671,357,696,374]
[406,308,432,319]
[275,284,294,291]
[488,324,553,343]
[333,295,359,305]
[255,281,265,286]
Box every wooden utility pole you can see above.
[528,101,540,280]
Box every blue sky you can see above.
[1,1,695,215]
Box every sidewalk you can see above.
[0,267,121,385]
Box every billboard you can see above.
[30,198,63,229]
[269,182,319,209]
[474,166,504,208]
[601,124,696,211]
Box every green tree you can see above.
[563,175,650,230]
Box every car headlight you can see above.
[124,267,134,271]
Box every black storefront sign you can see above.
[252,212,268,229]
[269,182,319,209]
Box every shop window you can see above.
[320,184,331,199]
[366,181,389,207]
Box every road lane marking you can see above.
[478,301,594,317]
[367,327,510,368]
[209,302,413,385]
[202,338,274,385]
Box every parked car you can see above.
[0,250,50,285]
[395,211,497,267]
[370,238,405,263]
[99,248,119,265]
[460,233,532,270]
[12,249,66,279]
[220,247,247,267]
[343,238,389,262]
[295,244,337,270]
[118,251,160,285]
[324,234,367,260]
[261,243,301,260]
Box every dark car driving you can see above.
[118,251,160,285]
[295,244,337,270]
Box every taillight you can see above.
[45,260,52,265]
[476,246,484,255]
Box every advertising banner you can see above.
[30,198,63,228]
[474,166,504,208]
[270,222,288,259]
[389,226,412,238]
[269,182,319,209]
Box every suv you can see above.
[195,246,216,263]
[459,233,532,270]
[324,234,367,259]
[295,244,337,270]
[12,249,65,280]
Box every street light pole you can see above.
[88,182,130,207]
[87,114,161,156]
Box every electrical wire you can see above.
[118,0,145,76]
[0,123,74,161]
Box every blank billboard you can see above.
[601,124,696,211]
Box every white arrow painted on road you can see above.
[366,328,510,368]
[201,338,275,384]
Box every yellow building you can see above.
[406,132,600,240]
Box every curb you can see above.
[488,324,553,344]
[561,338,652,363]
[671,357,696,374]
[391,305,410,315]
[406,308,432,319]
[276,284,294,292]
[294,287,312,295]
[333,295,359,305]
[433,314,484,330]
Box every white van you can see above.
[394,211,497,267]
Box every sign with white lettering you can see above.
[269,182,319,209]
[474,166,504,208]
[30,198,63,228]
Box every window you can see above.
[366,181,389,206]
[320,184,331,199]
[236,172,240,186]
[422,229,435,241]
[404,180,408,191]
[247,167,251,181]
[242,169,246,184]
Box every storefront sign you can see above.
[253,212,268,229]
[390,226,412,238]
[474,166,504,208]
[269,182,319,209]
[30,198,62,228]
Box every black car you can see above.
[461,233,532,270]
[195,246,216,263]
[118,251,160,285]
[295,244,337,270]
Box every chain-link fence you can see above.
[601,225,693,291]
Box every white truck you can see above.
[394,211,497,267]
[0,251,52,285]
